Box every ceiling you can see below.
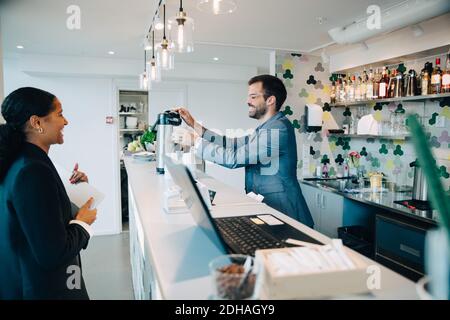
[1,0,412,68]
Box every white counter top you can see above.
[124,157,419,300]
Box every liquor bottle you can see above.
[330,80,336,104]
[378,67,388,99]
[442,54,450,93]
[430,57,442,94]
[421,69,430,96]
[347,75,355,101]
[366,69,374,100]
[360,74,367,101]
[354,75,361,101]
[339,75,346,102]
[373,68,381,98]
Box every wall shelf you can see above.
[120,129,145,132]
[330,92,450,107]
[328,134,410,140]
[119,113,143,116]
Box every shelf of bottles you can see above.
[327,134,410,140]
[330,53,450,107]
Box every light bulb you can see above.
[150,62,157,81]
[161,48,169,68]
[178,24,185,50]
[213,0,221,15]
[140,72,148,90]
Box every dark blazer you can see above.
[0,142,90,300]
[197,112,314,227]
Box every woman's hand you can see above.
[70,163,89,184]
[75,197,97,225]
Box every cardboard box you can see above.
[255,247,371,299]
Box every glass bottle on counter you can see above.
[430,57,442,94]
[442,54,450,93]
[378,67,389,99]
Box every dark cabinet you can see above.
[375,214,429,281]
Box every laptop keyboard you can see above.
[215,216,285,256]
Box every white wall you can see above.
[4,56,121,235]
[329,13,450,72]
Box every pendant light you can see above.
[197,0,237,15]
[149,29,161,82]
[157,4,175,70]
[171,0,194,53]
[139,50,149,90]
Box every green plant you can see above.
[140,130,156,146]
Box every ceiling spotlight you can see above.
[213,57,219,61]
[108,51,115,55]
[16,45,24,49]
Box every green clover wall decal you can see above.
[379,144,388,154]
[283,106,293,116]
[393,145,404,156]
[429,112,439,126]
[360,147,368,157]
[321,155,330,164]
[292,119,301,129]
[343,107,352,117]
[283,69,294,79]
[335,154,344,165]
[298,88,309,98]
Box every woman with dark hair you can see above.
[0,87,97,300]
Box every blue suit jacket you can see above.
[196,112,314,227]
[0,143,90,299]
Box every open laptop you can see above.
[164,156,322,256]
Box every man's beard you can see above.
[248,103,267,119]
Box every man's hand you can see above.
[172,127,198,147]
[174,107,195,128]
[70,163,89,184]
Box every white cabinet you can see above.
[128,184,161,300]
[300,183,344,238]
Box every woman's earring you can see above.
[38,127,44,134]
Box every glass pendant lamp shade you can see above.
[148,58,161,82]
[148,30,161,82]
[197,0,237,15]
[139,72,149,90]
[157,38,175,70]
[157,4,175,70]
[170,0,194,53]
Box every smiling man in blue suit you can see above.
[175,75,314,228]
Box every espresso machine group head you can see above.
[151,110,182,174]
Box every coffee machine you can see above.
[151,110,182,174]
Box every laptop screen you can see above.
[164,156,229,254]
